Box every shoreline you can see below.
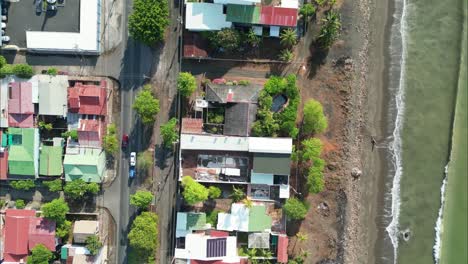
[340,0,393,262]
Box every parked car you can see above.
[1,22,6,29]
[130,152,136,167]
[1,15,6,21]
[122,134,129,148]
[129,167,135,178]
[2,36,9,42]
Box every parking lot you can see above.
[3,0,80,47]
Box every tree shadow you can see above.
[307,43,329,79]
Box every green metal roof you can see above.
[39,145,63,176]
[253,153,291,175]
[8,128,38,176]
[226,4,260,24]
[64,149,106,183]
[248,205,272,232]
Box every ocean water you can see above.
[384,0,465,263]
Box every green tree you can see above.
[42,179,62,192]
[85,235,103,255]
[160,118,178,148]
[64,179,100,199]
[279,49,294,62]
[62,130,78,140]
[38,121,53,131]
[133,85,160,125]
[128,212,159,262]
[10,180,35,191]
[300,3,316,18]
[280,28,297,47]
[16,199,26,209]
[315,0,327,6]
[302,99,328,134]
[177,72,197,97]
[27,244,53,264]
[245,29,262,47]
[317,10,341,48]
[209,28,241,51]
[301,138,323,162]
[103,124,119,155]
[130,190,154,210]
[13,64,34,78]
[206,209,221,226]
[307,165,325,193]
[181,176,209,205]
[283,198,308,220]
[230,186,245,202]
[0,55,7,68]
[46,67,58,76]
[128,0,169,45]
[208,186,222,199]
[41,198,69,224]
[56,220,72,239]
[0,64,14,78]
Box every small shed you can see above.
[73,220,99,244]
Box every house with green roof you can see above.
[39,138,64,176]
[63,148,106,183]
[217,203,272,232]
[176,212,208,238]
[7,128,40,177]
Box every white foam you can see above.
[385,0,409,262]
[433,165,449,264]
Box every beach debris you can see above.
[327,162,338,171]
[351,167,362,179]
[318,202,330,217]
[401,228,411,242]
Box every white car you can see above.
[2,36,10,42]
[1,22,6,29]
[130,152,136,167]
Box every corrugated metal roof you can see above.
[260,6,298,27]
[39,144,63,176]
[180,134,249,152]
[68,81,107,116]
[226,4,260,24]
[253,153,291,175]
[277,235,289,263]
[248,137,292,154]
[78,119,103,148]
[248,205,272,232]
[38,75,68,117]
[8,128,38,176]
[185,3,232,31]
[64,148,106,183]
[181,118,203,134]
[8,82,35,128]
[28,218,56,251]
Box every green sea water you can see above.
[440,3,467,263]
[395,0,465,263]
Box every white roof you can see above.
[217,203,250,232]
[38,75,68,116]
[175,233,238,261]
[185,3,232,31]
[213,0,260,4]
[248,137,293,154]
[26,0,100,53]
[181,134,293,154]
[181,134,249,152]
[280,0,299,8]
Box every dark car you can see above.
[122,134,129,148]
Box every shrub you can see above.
[206,209,221,226]
[303,99,328,134]
[177,72,197,97]
[62,130,78,140]
[86,235,103,255]
[301,138,323,162]
[308,165,325,193]
[300,3,316,18]
[129,0,169,45]
[137,151,153,173]
[46,67,58,76]
[64,179,100,199]
[280,28,297,47]
[0,55,6,68]
[181,176,209,205]
[130,190,154,210]
[27,244,53,264]
[208,186,222,199]
[13,64,34,78]
[245,29,261,47]
[283,198,308,220]
[238,80,250,86]
[0,64,14,78]
[103,124,119,155]
[38,121,53,131]
[160,118,178,148]
[279,49,294,62]
[230,186,245,202]
[56,220,72,239]
[15,199,26,209]
[10,180,35,191]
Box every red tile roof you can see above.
[78,119,103,147]
[277,235,288,263]
[260,7,298,27]
[8,82,34,128]
[4,209,56,263]
[68,81,107,116]
[181,118,203,134]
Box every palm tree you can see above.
[317,10,341,48]
[243,197,254,208]
[246,29,262,47]
[230,186,245,202]
[280,28,297,47]
[296,232,308,242]
[279,49,294,62]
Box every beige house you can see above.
[73,220,99,243]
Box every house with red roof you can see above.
[8,82,35,128]
[77,119,105,148]
[2,209,56,264]
[68,81,107,116]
